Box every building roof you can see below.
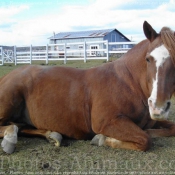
[49,28,116,40]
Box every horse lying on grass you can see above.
[0,21,175,154]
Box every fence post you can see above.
[64,43,67,64]
[106,40,109,62]
[46,44,48,64]
[14,46,17,65]
[30,45,32,64]
[1,47,4,65]
[84,41,86,63]
[0,47,1,65]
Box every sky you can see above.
[0,0,175,46]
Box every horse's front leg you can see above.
[19,128,63,147]
[0,125,18,154]
[145,120,175,138]
[91,116,152,151]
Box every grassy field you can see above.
[1,60,175,175]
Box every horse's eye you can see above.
[146,57,150,63]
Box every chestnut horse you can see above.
[1,21,175,154]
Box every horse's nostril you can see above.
[165,101,171,112]
[148,99,152,105]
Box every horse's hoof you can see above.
[90,134,106,146]
[1,135,17,154]
[46,132,62,147]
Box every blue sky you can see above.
[0,0,175,45]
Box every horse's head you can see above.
[143,21,175,121]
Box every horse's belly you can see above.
[25,99,93,139]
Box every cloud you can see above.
[47,0,175,42]
[0,5,29,25]
[0,0,175,45]
[0,5,29,17]
[0,5,30,45]
[157,0,175,11]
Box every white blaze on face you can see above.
[148,45,170,105]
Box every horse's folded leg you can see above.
[19,129,63,147]
[91,133,151,151]
[90,134,106,146]
[145,120,175,138]
[46,131,62,147]
[1,138,16,154]
[1,125,18,154]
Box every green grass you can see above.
[0,60,109,77]
[1,60,175,175]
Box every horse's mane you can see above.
[160,27,175,65]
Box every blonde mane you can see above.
[160,27,175,65]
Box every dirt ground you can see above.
[1,61,175,175]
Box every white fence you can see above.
[0,46,14,65]
[0,47,2,65]
[0,41,137,65]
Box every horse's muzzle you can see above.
[148,98,171,121]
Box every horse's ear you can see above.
[143,21,158,42]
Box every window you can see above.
[90,45,99,56]
[54,46,58,50]
[123,45,129,49]
[66,46,70,49]
[111,34,116,42]
[78,45,83,49]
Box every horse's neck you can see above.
[120,40,150,98]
